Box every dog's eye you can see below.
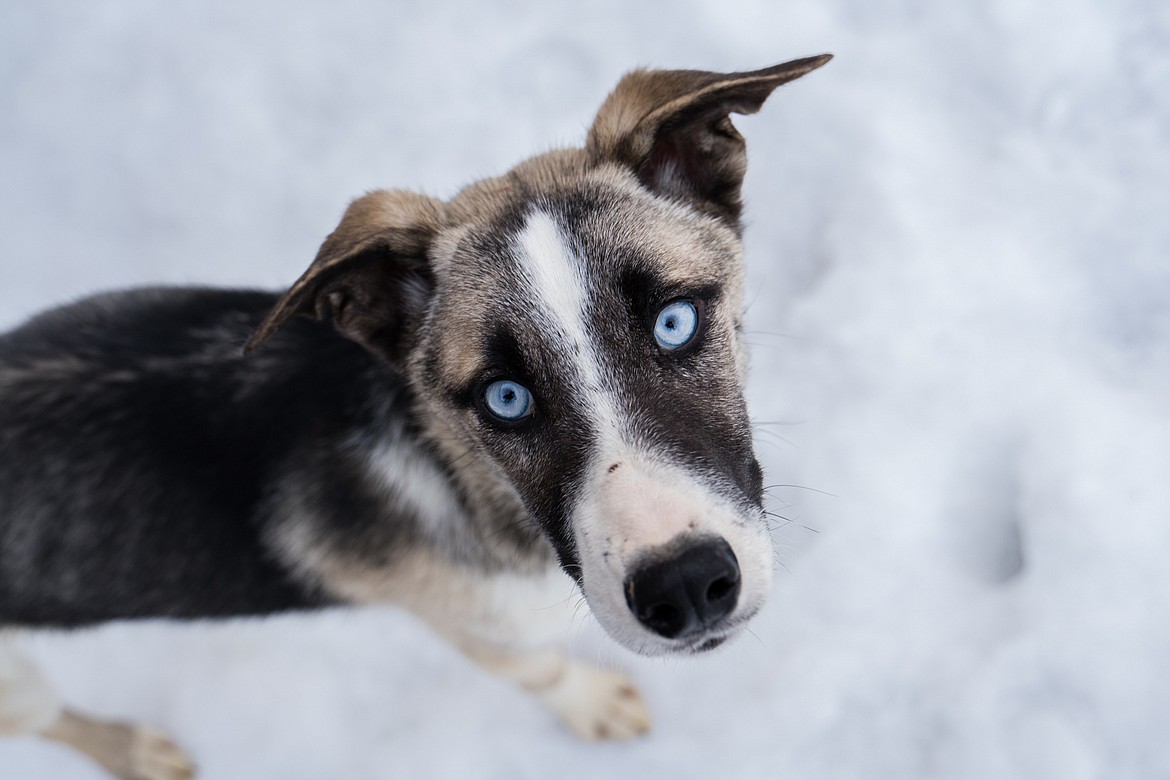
[653,300,699,350]
[483,379,534,421]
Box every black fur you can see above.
[0,288,426,626]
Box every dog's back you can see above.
[0,288,408,626]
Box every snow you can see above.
[2,1,1168,778]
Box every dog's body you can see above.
[0,56,830,778]
[0,287,497,624]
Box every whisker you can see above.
[753,430,798,449]
[744,339,791,353]
[742,328,814,343]
[764,510,819,535]
[763,483,837,498]
[569,594,592,634]
[754,437,796,453]
[772,553,792,574]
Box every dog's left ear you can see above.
[245,189,443,367]
[587,54,832,229]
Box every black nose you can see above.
[624,538,741,639]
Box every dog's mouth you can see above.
[673,604,760,654]
[690,635,728,653]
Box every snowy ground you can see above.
[2,1,1168,778]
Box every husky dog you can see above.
[0,55,831,778]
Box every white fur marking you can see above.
[514,211,623,443]
[365,437,469,545]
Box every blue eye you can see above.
[653,300,699,350]
[483,379,534,421]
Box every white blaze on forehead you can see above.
[514,209,623,440]
[513,210,773,655]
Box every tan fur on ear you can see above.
[586,54,832,226]
[245,190,444,355]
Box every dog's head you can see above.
[248,56,830,656]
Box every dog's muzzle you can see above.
[623,538,741,640]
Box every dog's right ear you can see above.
[245,189,443,367]
[587,54,832,229]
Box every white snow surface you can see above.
[2,1,1168,778]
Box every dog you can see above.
[0,54,831,779]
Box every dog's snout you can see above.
[623,539,741,640]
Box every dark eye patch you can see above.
[449,325,534,409]
[619,266,722,334]
[481,325,530,380]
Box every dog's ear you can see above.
[586,54,831,229]
[245,189,443,367]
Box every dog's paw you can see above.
[538,663,651,740]
[125,726,196,780]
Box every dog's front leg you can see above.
[438,629,651,741]
[386,560,652,740]
[1,638,193,780]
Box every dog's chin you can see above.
[594,609,758,657]
[620,627,738,657]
